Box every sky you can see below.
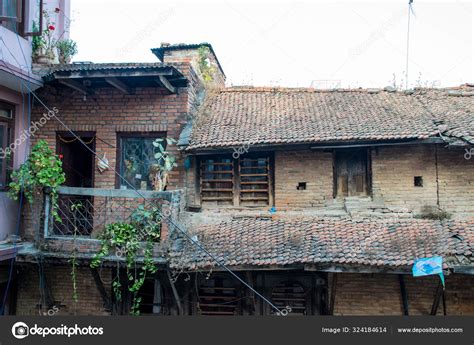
[69,0,473,88]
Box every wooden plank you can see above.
[54,69,174,79]
[201,197,233,201]
[200,162,233,166]
[201,188,233,192]
[58,186,174,200]
[240,197,269,201]
[202,179,233,183]
[241,189,269,193]
[240,181,269,185]
[202,171,233,174]
[240,173,268,177]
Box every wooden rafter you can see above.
[105,77,131,94]
[156,75,176,94]
[58,79,91,95]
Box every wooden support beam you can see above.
[58,79,91,95]
[167,270,183,315]
[156,75,176,94]
[329,273,337,315]
[430,281,444,315]
[105,77,131,94]
[90,268,112,312]
[398,275,409,315]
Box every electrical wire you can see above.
[0,53,283,314]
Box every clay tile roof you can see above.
[184,85,474,150]
[170,217,473,270]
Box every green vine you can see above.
[197,46,216,82]
[8,140,65,222]
[90,214,160,315]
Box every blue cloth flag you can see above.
[412,256,445,287]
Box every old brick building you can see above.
[10,43,474,316]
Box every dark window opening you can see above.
[334,148,370,198]
[197,276,241,316]
[137,278,164,315]
[0,101,14,189]
[297,182,307,190]
[117,133,166,191]
[272,281,307,316]
[414,176,423,187]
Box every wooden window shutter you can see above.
[200,156,234,205]
[239,155,270,206]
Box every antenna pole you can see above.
[405,0,413,89]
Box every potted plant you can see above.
[56,39,78,64]
[32,10,57,64]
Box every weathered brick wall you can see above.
[372,145,474,215]
[437,147,474,216]
[274,150,334,209]
[372,145,438,212]
[162,48,226,88]
[16,265,111,316]
[24,85,191,240]
[331,273,474,315]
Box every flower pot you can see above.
[58,55,71,64]
[34,53,55,65]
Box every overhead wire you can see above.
[0,36,283,314]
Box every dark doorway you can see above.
[334,148,370,198]
[56,132,95,187]
[54,132,95,236]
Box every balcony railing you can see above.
[45,186,181,238]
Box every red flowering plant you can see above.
[32,9,60,61]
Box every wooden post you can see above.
[430,281,443,315]
[90,268,112,313]
[167,270,183,315]
[42,188,52,240]
[398,275,409,315]
[329,273,338,315]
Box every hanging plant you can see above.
[8,140,65,222]
[91,220,159,315]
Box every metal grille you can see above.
[120,137,162,190]
[53,194,165,237]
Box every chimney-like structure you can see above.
[151,43,225,88]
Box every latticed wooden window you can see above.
[239,156,270,206]
[199,154,272,206]
[197,276,241,316]
[200,156,234,205]
[272,281,307,315]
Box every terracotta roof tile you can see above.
[185,86,474,150]
[170,217,474,270]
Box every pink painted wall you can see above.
[0,86,30,241]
